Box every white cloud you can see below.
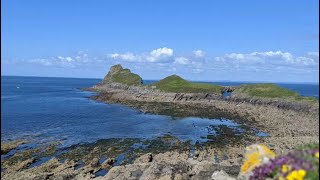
[109,53,137,62]
[146,47,173,63]
[213,50,318,67]
[5,49,317,82]
[294,56,316,66]
[109,47,174,63]
[30,58,53,66]
[174,57,190,65]
[149,47,173,58]
[65,57,73,62]
[221,51,294,63]
[193,50,205,58]
[211,50,319,75]
[75,51,89,62]
[27,51,92,67]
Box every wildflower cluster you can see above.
[241,144,276,175]
[249,144,319,180]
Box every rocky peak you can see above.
[104,64,124,81]
[101,64,143,86]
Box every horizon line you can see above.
[1,75,319,85]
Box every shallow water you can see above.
[2,76,317,149]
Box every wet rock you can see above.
[100,158,116,171]
[11,158,36,172]
[134,153,153,163]
[147,153,153,162]
[1,140,27,155]
[90,158,100,168]
[101,162,111,170]
[103,158,116,166]
[194,151,200,158]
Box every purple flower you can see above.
[250,147,319,179]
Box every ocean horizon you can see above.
[2,75,319,85]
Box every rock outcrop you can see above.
[101,64,143,86]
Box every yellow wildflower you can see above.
[260,144,276,158]
[240,144,276,175]
[286,169,306,180]
[281,164,291,173]
[241,151,261,173]
[315,152,319,159]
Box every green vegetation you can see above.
[104,64,142,86]
[234,83,318,102]
[151,75,223,93]
[111,68,142,86]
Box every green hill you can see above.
[102,64,142,86]
[151,75,223,93]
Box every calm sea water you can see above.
[1,76,318,148]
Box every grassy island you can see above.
[151,75,224,93]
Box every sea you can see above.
[1,76,319,148]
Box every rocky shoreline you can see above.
[1,135,252,180]
[86,81,319,142]
[1,65,318,179]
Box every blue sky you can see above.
[1,0,319,83]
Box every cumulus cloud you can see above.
[4,49,318,80]
[214,51,319,67]
[109,47,174,63]
[28,50,92,67]
[109,53,137,62]
[193,50,205,58]
[58,56,73,62]
[104,49,319,77]
[219,51,293,62]
[149,47,173,58]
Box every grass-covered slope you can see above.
[111,69,142,86]
[102,64,142,86]
[234,83,318,102]
[151,75,223,93]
